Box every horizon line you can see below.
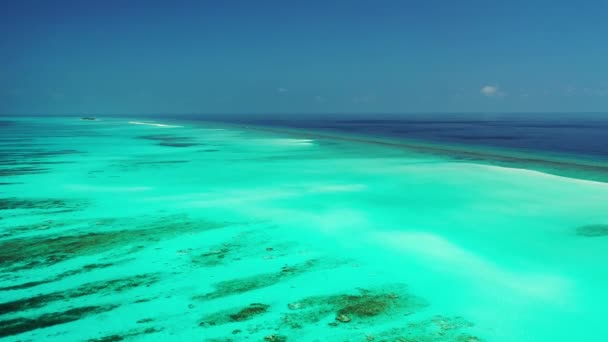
[2,111,608,117]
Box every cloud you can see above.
[277,87,288,93]
[480,85,505,98]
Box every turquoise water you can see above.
[2,116,608,341]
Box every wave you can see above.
[128,121,182,128]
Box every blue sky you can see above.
[1,0,607,115]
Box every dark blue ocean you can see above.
[183,113,608,161]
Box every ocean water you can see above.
[194,113,608,160]
[1,116,608,341]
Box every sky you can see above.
[1,0,607,115]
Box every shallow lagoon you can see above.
[1,116,608,341]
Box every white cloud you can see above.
[480,85,505,98]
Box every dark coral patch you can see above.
[136,318,154,324]
[193,247,230,267]
[159,142,198,147]
[0,263,114,291]
[0,262,114,291]
[191,231,289,268]
[0,148,80,177]
[111,159,190,172]
[229,303,270,321]
[137,134,198,148]
[0,273,160,315]
[0,198,82,211]
[0,149,80,158]
[0,215,227,271]
[137,134,177,141]
[87,327,162,342]
[0,232,121,270]
[199,303,270,327]
[264,334,287,342]
[0,160,72,166]
[0,167,50,176]
[195,260,319,301]
[193,284,481,341]
[87,334,124,342]
[0,305,118,338]
[576,224,608,237]
[0,280,50,291]
[282,287,427,329]
[0,219,69,239]
[197,271,281,301]
[337,295,390,317]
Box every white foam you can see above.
[469,163,608,188]
[253,138,314,146]
[394,161,608,189]
[128,121,182,128]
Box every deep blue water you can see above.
[180,113,608,160]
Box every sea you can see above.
[1,113,608,341]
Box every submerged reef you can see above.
[199,303,270,326]
[576,224,608,237]
[0,197,83,211]
[194,285,481,341]
[0,215,227,271]
[137,134,199,147]
[0,231,125,271]
[193,245,232,267]
[0,305,118,338]
[371,315,480,342]
[195,259,320,300]
[229,303,270,322]
[110,159,190,172]
[0,118,498,341]
[282,286,427,329]
[0,262,114,291]
[0,148,81,176]
[0,273,160,316]
[87,327,163,342]
[0,167,50,177]
[191,231,289,268]
[0,219,70,239]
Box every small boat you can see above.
[80,117,97,121]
